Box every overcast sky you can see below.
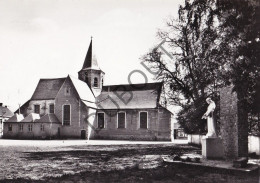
[0,0,184,111]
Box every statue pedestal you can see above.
[202,137,224,159]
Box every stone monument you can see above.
[219,85,248,160]
[201,98,224,159]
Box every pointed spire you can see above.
[82,37,100,70]
[82,38,93,69]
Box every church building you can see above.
[3,39,172,141]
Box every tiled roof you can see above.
[69,75,96,104]
[0,106,13,118]
[102,82,163,92]
[31,78,66,100]
[96,82,163,109]
[15,75,97,113]
[5,113,24,122]
[36,114,60,123]
[20,113,40,122]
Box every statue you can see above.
[202,98,217,137]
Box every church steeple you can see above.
[82,39,92,69]
[78,38,105,96]
[82,38,100,70]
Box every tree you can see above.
[215,0,260,111]
[215,0,260,151]
[142,0,222,132]
[143,0,260,135]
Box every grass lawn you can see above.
[0,140,259,182]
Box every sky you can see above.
[0,0,184,111]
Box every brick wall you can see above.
[3,122,60,139]
[28,99,55,116]
[55,77,88,138]
[92,108,172,141]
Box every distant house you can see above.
[173,122,187,139]
[0,103,13,137]
[3,39,173,140]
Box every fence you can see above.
[188,134,260,155]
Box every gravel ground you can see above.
[0,140,259,182]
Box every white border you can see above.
[117,111,126,129]
[139,111,148,129]
[62,104,71,126]
[97,112,105,128]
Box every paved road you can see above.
[0,139,188,147]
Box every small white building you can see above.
[173,122,187,139]
[0,103,13,137]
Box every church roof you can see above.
[96,82,163,109]
[68,75,96,107]
[36,113,60,123]
[101,82,163,92]
[5,113,24,122]
[14,75,97,114]
[31,78,66,100]
[81,39,102,71]
[20,113,40,122]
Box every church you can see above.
[3,39,173,141]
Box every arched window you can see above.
[140,111,148,129]
[63,105,71,126]
[94,77,98,87]
[102,78,104,86]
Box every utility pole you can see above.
[18,103,21,114]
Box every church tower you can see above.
[78,38,105,96]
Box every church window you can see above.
[117,112,126,128]
[102,78,104,86]
[140,112,148,129]
[34,104,40,114]
[19,124,23,132]
[49,104,54,113]
[97,113,105,128]
[63,105,71,126]
[8,124,12,131]
[28,124,33,132]
[94,77,98,87]
[41,124,45,131]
